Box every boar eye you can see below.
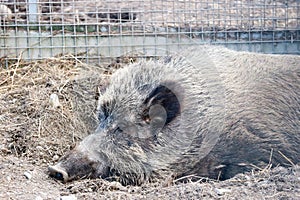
[141,111,151,124]
[144,116,151,123]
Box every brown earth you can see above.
[1,153,299,200]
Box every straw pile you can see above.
[0,54,108,166]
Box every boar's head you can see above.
[48,61,186,185]
[49,52,224,185]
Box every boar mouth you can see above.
[48,165,69,182]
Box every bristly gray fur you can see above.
[49,45,300,185]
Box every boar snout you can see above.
[48,164,69,182]
[48,148,109,182]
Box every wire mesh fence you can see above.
[1,0,300,66]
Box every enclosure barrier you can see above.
[0,0,299,67]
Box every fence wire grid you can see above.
[0,0,300,66]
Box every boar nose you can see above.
[48,164,69,182]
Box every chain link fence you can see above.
[1,0,299,66]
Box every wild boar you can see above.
[49,46,300,185]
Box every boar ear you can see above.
[148,104,167,136]
[144,84,180,125]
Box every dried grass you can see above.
[0,54,108,166]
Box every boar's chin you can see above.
[48,151,109,182]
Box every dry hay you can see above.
[0,55,299,199]
[0,54,108,166]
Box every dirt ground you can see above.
[0,55,300,199]
[0,154,299,200]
